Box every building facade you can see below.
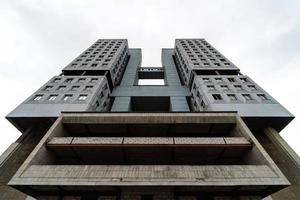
[0,39,299,200]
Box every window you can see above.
[220,85,229,90]
[227,94,237,100]
[71,86,80,91]
[234,85,242,90]
[90,78,98,83]
[103,101,107,107]
[242,94,252,100]
[103,84,108,90]
[58,86,66,91]
[78,95,87,101]
[240,78,248,83]
[228,78,235,82]
[33,95,43,101]
[65,78,73,83]
[248,85,256,90]
[53,78,61,83]
[44,86,53,91]
[212,94,222,100]
[201,100,205,108]
[78,78,86,83]
[257,94,268,100]
[100,91,104,98]
[215,78,222,82]
[207,85,215,90]
[48,95,57,101]
[85,86,93,91]
[202,78,209,82]
[63,94,72,101]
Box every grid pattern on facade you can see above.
[63,39,129,86]
[26,76,110,111]
[190,75,276,111]
[174,39,239,86]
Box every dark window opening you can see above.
[131,97,170,111]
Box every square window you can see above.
[44,86,53,91]
[227,94,237,100]
[212,94,222,100]
[103,101,107,107]
[248,85,256,90]
[215,78,222,82]
[78,95,87,101]
[78,78,86,83]
[100,91,104,98]
[257,94,268,100]
[240,78,247,82]
[85,86,93,91]
[103,84,108,90]
[48,95,57,101]
[53,78,61,83]
[63,94,72,101]
[242,94,252,100]
[65,78,73,83]
[33,95,43,101]
[90,78,98,83]
[58,86,66,91]
[207,85,215,90]
[71,86,80,91]
[234,85,242,90]
[201,100,205,108]
[220,85,229,90]
[228,78,235,82]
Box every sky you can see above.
[0,0,299,155]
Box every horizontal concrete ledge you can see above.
[61,112,237,124]
[47,137,251,148]
[10,165,288,187]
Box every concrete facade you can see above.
[0,39,299,200]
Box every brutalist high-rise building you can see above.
[0,39,299,200]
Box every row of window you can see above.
[177,40,231,67]
[211,93,268,101]
[44,85,95,92]
[68,48,127,69]
[205,84,257,91]
[201,77,249,83]
[34,94,88,101]
[52,77,101,84]
[69,46,126,66]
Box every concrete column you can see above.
[262,127,300,200]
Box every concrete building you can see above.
[0,39,299,200]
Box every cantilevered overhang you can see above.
[9,112,290,197]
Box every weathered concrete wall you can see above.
[0,127,44,200]
[258,127,300,200]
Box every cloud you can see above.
[0,0,299,155]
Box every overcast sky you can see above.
[0,0,299,155]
